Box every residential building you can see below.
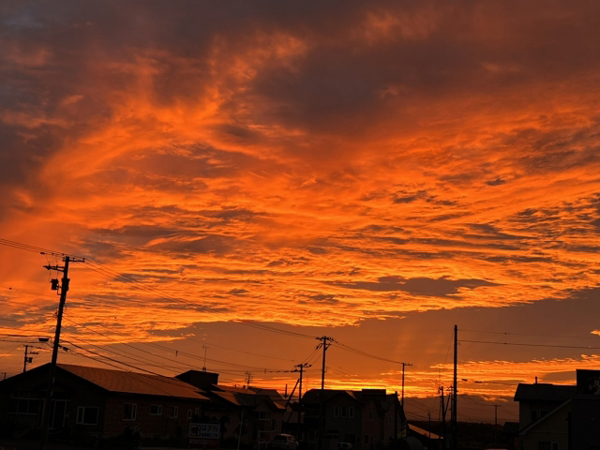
[513,369,600,450]
[0,363,209,440]
[302,388,406,450]
[177,369,286,448]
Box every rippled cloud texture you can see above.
[2,1,600,410]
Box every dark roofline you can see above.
[0,363,110,395]
[514,383,576,402]
[518,399,571,436]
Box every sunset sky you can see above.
[2,0,600,424]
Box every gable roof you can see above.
[58,364,209,401]
[514,383,576,402]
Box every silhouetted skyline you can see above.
[2,1,600,425]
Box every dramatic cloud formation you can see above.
[2,1,600,417]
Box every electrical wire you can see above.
[332,341,408,365]
[62,318,290,374]
[461,329,600,340]
[236,321,317,340]
[460,339,600,350]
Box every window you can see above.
[169,406,178,418]
[365,435,370,444]
[195,407,200,415]
[8,390,39,416]
[326,430,339,439]
[341,406,347,418]
[150,405,162,415]
[187,409,193,419]
[123,403,137,420]
[334,406,339,417]
[349,407,354,418]
[76,407,99,425]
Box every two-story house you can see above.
[302,388,406,450]
[512,369,600,450]
[0,363,210,441]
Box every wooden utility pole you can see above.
[451,325,458,450]
[40,255,84,450]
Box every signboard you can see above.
[190,423,220,448]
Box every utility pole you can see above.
[428,412,431,439]
[401,362,413,406]
[440,386,447,449]
[316,336,335,450]
[394,391,399,450]
[291,362,311,441]
[202,345,209,371]
[245,371,252,387]
[294,362,311,402]
[40,255,84,450]
[23,345,33,373]
[316,336,334,389]
[494,404,499,445]
[23,345,39,373]
[451,325,458,450]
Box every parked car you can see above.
[272,434,299,450]
[338,443,353,450]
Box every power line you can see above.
[0,238,83,258]
[237,321,317,340]
[461,339,600,351]
[461,329,600,341]
[62,318,290,374]
[332,341,408,365]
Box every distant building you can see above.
[301,388,406,450]
[511,369,600,450]
[177,369,287,448]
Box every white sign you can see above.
[190,423,220,440]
